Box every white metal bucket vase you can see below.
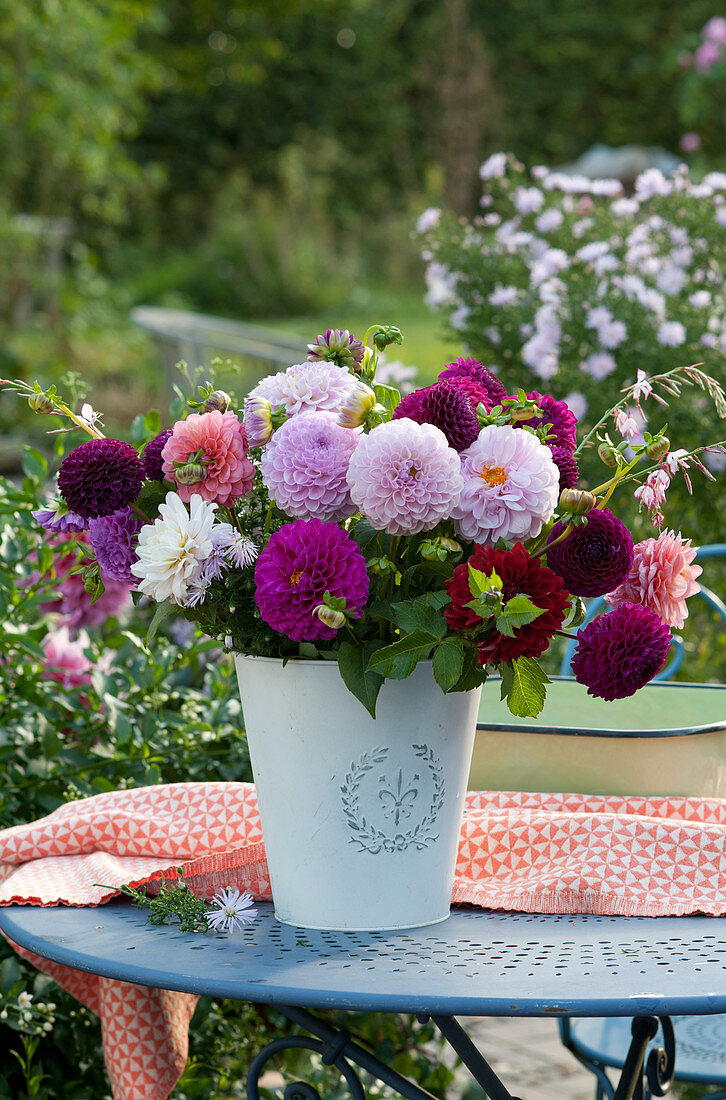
[234,655,482,931]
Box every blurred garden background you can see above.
[1,1,726,1096]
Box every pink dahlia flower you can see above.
[452,425,559,544]
[346,419,463,535]
[254,518,369,642]
[247,361,358,417]
[161,410,254,507]
[41,626,93,690]
[260,411,358,522]
[606,530,702,629]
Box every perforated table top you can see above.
[3,901,726,1018]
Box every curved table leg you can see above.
[559,1016,675,1100]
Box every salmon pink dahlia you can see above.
[606,529,702,629]
[161,410,254,507]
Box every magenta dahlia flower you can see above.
[141,429,173,482]
[551,443,579,490]
[254,519,369,642]
[346,419,463,535]
[571,603,672,700]
[606,529,702,629]
[546,508,634,597]
[162,410,254,507]
[260,410,358,522]
[57,439,144,520]
[452,424,559,544]
[438,357,508,406]
[518,392,578,450]
[392,379,481,451]
[88,506,144,585]
[445,543,570,664]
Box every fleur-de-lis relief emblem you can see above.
[378,769,420,826]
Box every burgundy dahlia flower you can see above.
[571,603,672,700]
[254,518,369,642]
[445,542,570,664]
[142,429,173,482]
[551,443,579,490]
[546,508,634,596]
[439,357,508,407]
[57,439,144,520]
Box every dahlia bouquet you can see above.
[5,327,724,718]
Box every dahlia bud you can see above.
[509,404,540,422]
[559,488,597,515]
[243,395,273,448]
[646,435,670,461]
[28,393,54,414]
[598,443,618,468]
[337,381,377,429]
[314,604,346,630]
[420,536,462,562]
[202,389,231,414]
[175,462,206,486]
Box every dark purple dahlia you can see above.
[57,439,144,520]
[391,379,481,451]
[142,429,173,482]
[439,357,508,407]
[519,392,578,450]
[88,506,144,585]
[546,508,634,597]
[551,443,579,490]
[571,603,671,700]
[254,518,369,642]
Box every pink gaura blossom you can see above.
[614,406,642,439]
[631,370,652,402]
[606,530,702,629]
[634,469,671,524]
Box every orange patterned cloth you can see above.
[4,782,726,1098]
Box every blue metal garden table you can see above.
[3,900,726,1099]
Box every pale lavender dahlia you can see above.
[307,328,365,371]
[141,429,173,482]
[247,361,358,418]
[346,419,463,535]
[88,506,144,584]
[32,499,87,533]
[58,439,144,519]
[452,424,559,544]
[571,603,671,700]
[254,518,369,642]
[546,508,634,596]
[260,411,358,521]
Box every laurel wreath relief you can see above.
[339,743,445,854]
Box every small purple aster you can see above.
[32,499,87,533]
[571,603,672,700]
[260,411,358,522]
[391,380,480,452]
[142,429,173,481]
[88,507,144,585]
[519,392,577,450]
[546,508,634,597]
[307,329,365,372]
[58,439,144,520]
[254,518,369,642]
[438,357,508,406]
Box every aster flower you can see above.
[207,887,257,933]
[162,410,254,507]
[57,439,144,520]
[546,508,634,597]
[210,523,258,568]
[571,603,672,700]
[183,574,212,608]
[451,425,559,544]
[307,328,365,371]
[254,518,369,642]
[261,410,358,522]
[130,491,217,604]
[248,361,359,418]
[445,543,570,664]
[141,429,173,482]
[88,507,144,585]
[32,498,87,534]
[438,357,508,406]
[606,530,702,629]
[346,419,463,536]
[392,379,481,451]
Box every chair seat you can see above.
[567,1015,726,1084]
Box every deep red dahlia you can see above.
[445,542,570,664]
[58,439,144,520]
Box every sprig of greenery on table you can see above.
[95,868,211,934]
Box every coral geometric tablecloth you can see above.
[4,782,726,1099]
